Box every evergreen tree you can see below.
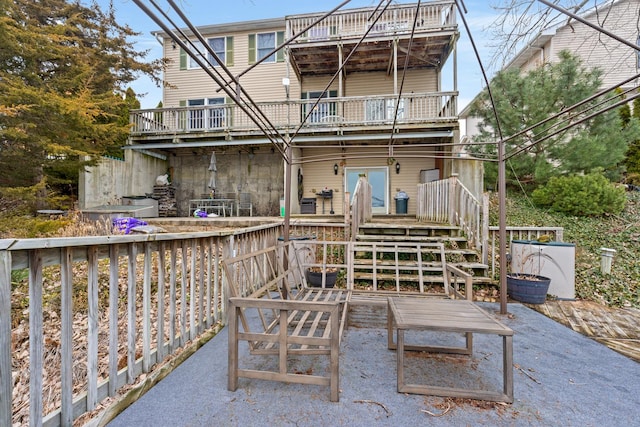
[469,51,640,190]
[625,93,640,179]
[0,0,162,199]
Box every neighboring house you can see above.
[460,0,640,142]
[90,1,475,217]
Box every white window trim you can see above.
[187,41,205,70]
[187,98,226,130]
[257,32,276,63]
[207,36,226,67]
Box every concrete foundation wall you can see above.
[79,151,168,209]
[169,147,284,216]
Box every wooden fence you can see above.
[0,225,281,426]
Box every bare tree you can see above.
[486,0,611,69]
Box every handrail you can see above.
[287,1,456,43]
[416,176,483,251]
[129,92,458,137]
[4,216,502,425]
[350,177,372,241]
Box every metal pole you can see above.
[498,141,508,314]
[455,0,508,313]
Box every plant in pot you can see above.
[305,243,345,288]
[506,243,551,304]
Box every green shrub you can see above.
[531,172,626,216]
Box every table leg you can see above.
[397,328,405,392]
[503,335,514,402]
[387,299,395,349]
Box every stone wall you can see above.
[169,147,284,216]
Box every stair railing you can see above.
[416,175,484,251]
[350,177,372,241]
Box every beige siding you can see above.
[550,0,639,89]
[344,69,438,96]
[519,47,546,73]
[300,76,339,95]
[300,69,438,97]
[298,146,435,215]
[163,23,300,106]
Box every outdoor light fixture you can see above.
[396,162,401,174]
[171,40,176,50]
[334,163,339,175]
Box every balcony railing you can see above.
[287,0,456,43]
[130,92,457,137]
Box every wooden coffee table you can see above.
[387,297,514,403]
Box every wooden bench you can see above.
[224,240,477,402]
[224,242,350,402]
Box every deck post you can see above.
[0,251,12,427]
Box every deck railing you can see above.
[287,0,456,43]
[416,176,483,250]
[129,92,457,137]
[487,226,565,278]
[0,225,281,426]
[0,220,359,426]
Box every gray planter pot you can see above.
[506,274,551,304]
[305,269,338,288]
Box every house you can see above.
[83,1,480,217]
[460,0,640,141]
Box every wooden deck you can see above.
[530,300,640,363]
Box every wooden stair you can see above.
[355,218,491,286]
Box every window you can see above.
[365,99,386,122]
[188,99,205,129]
[308,27,329,40]
[187,98,227,130]
[188,41,205,69]
[302,91,337,123]
[365,98,405,122]
[207,98,225,128]
[208,37,225,65]
[180,36,233,70]
[248,31,284,64]
[257,33,276,62]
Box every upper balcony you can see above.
[286,1,457,76]
[129,91,457,145]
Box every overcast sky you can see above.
[90,0,501,109]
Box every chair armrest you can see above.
[445,264,474,301]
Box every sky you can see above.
[89,0,501,110]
